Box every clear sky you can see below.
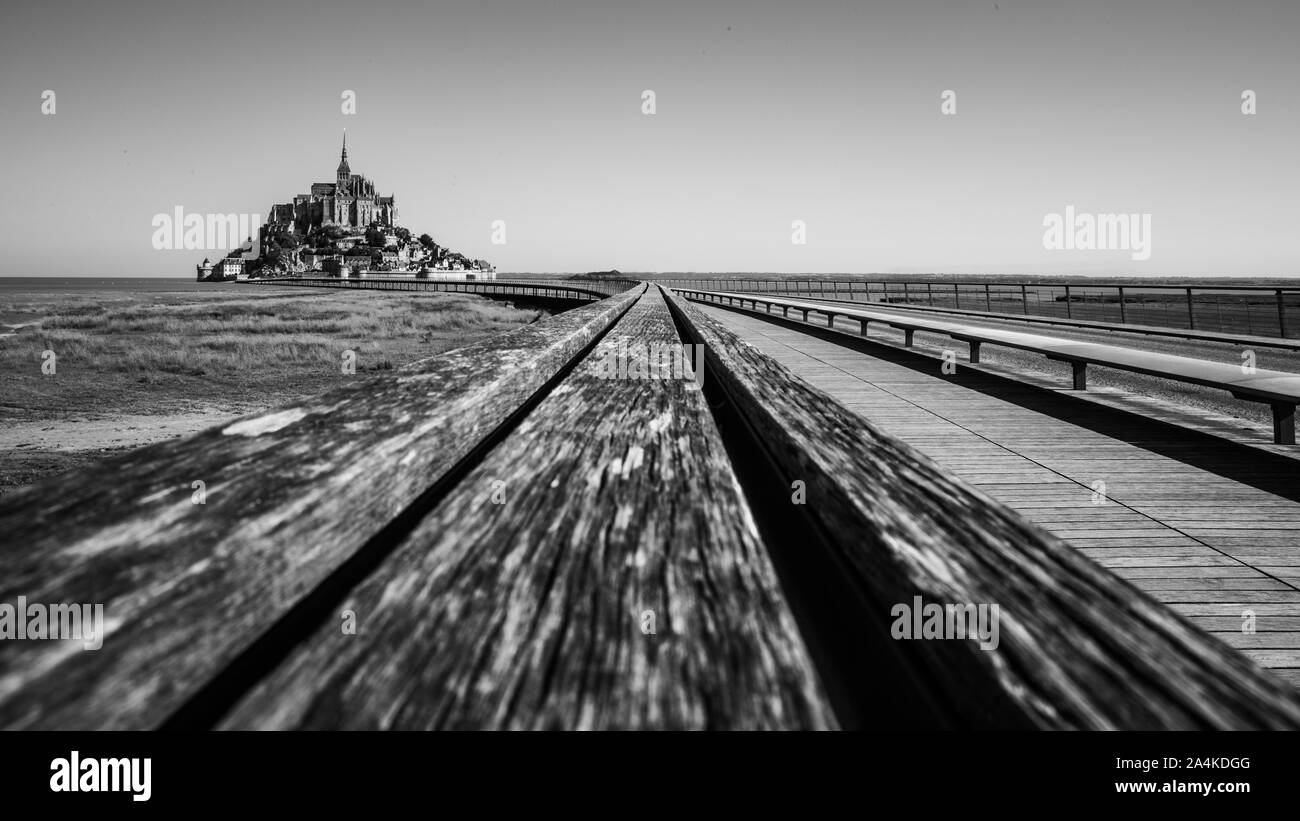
[1,0,1297,278]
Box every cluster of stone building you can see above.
[197,136,492,281]
[195,256,249,281]
[195,233,258,281]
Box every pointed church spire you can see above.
[337,129,351,180]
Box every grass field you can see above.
[0,287,544,493]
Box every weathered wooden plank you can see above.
[1171,603,1300,615]
[1147,591,1300,603]
[1081,548,1230,560]
[1135,579,1292,591]
[221,287,834,729]
[663,286,1300,728]
[1201,617,1300,630]
[1270,670,1300,687]
[1112,566,1274,578]
[0,288,642,730]
[1239,650,1300,667]
[1214,632,1300,649]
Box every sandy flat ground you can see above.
[0,408,260,497]
[3,325,245,451]
[0,409,248,453]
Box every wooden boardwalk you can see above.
[698,303,1300,687]
[6,283,1300,729]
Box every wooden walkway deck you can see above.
[698,303,1300,688]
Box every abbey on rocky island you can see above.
[197,135,492,281]
[266,133,397,234]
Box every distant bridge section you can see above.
[243,275,642,308]
[659,277,1300,340]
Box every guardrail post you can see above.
[969,341,981,363]
[927,283,934,306]
[1277,290,1287,338]
[1187,288,1196,329]
[859,319,868,335]
[1064,285,1072,318]
[1072,362,1087,391]
[985,284,992,312]
[904,329,915,347]
[1021,284,1028,314]
[1118,286,1127,323]
[954,284,961,309]
[1273,403,1296,445]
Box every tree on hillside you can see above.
[365,227,387,247]
[418,233,436,250]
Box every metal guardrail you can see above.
[656,278,1300,339]
[679,288,1300,444]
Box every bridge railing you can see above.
[677,287,1300,443]
[655,278,1300,339]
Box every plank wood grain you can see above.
[221,287,834,729]
[0,288,641,729]
[662,287,1300,729]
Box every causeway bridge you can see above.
[2,276,1299,730]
